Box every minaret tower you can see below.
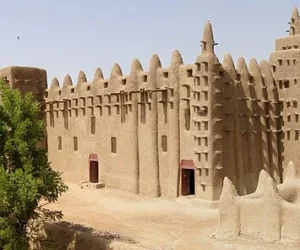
[269,7,300,177]
[195,21,224,200]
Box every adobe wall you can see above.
[44,19,284,201]
[8,8,300,201]
[214,162,300,244]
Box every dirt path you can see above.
[46,184,299,250]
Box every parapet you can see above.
[214,161,300,244]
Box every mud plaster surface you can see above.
[46,183,299,250]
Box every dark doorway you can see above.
[89,161,99,183]
[181,169,195,196]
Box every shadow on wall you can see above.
[34,221,139,250]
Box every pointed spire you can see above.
[62,74,73,87]
[201,20,215,53]
[223,53,236,77]
[259,60,275,87]
[50,77,60,89]
[110,63,123,78]
[249,58,261,74]
[93,68,104,81]
[149,54,162,71]
[284,161,298,182]
[237,57,250,80]
[130,58,143,73]
[290,7,300,36]
[77,71,87,84]
[255,170,270,194]
[171,50,183,67]
[263,177,280,201]
[292,6,299,20]
[219,177,238,204]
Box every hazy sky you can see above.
[0,1,297,85]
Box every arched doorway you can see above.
[89,154,99,183]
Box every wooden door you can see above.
[89,161,99,183]
[181,169,190,195]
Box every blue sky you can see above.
[0,1,297,85]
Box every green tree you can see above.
[0,80,68,249]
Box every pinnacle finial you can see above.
[290,6,300,36]
[223,53,236,74]
[93,68,104,81]
[110,63,123,78]
[62,74,73,87]
[50,77,60,89]
[77,71,87,84]
[201,20,215,53]
[130,58,143,73]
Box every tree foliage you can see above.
[0,80,68,249]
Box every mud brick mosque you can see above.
[1,7,300,201]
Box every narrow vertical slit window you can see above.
[58,136,62,150]
[111,137,117,153]
[73,137,78,151]
[91,116,96,134]
[161,135,168,152]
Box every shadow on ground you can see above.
[35,221,143,250]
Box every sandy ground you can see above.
[46,183,299,250]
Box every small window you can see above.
[122,79,126,85]
[294,45,298,49]
[161,135,168,152]
[219,71,224,77]
[204,91,208,101]
[203,121,208,130]
[203,42,207,51]
[294,59,297,65]
[287,60,290,66]
[294,79,298,85]
[288,115,291,122]
[279,80,283,89]
[143,75,147,82]
[294,101,298,108]
[44,91,48,98]
[91,116,96,134]
[203,62,208,71]
[187,69,193,77]
[204,153,208,161]
[58,136,62,150]
[87,86,91,91]
[272,65,276,72]
[292,18,295,24]
[278,59,283,66]
[296,131,299,141]
[104,82,108,88]
[163,71,169,78]
[204,137,208,146]
[236,74,241,81]
[111,137,117,153]
[195,62,201,71]
[282,47,287,50]
[287,101,291,108]
[284,80,290,88]
[73,137,78,151]
[203,76,209,86]
[296,114,299,122]
[205,169,209,176]
[58,90,61,96]
[287,131,291,140]
[249,76,254,84]
[195,77,200,86]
